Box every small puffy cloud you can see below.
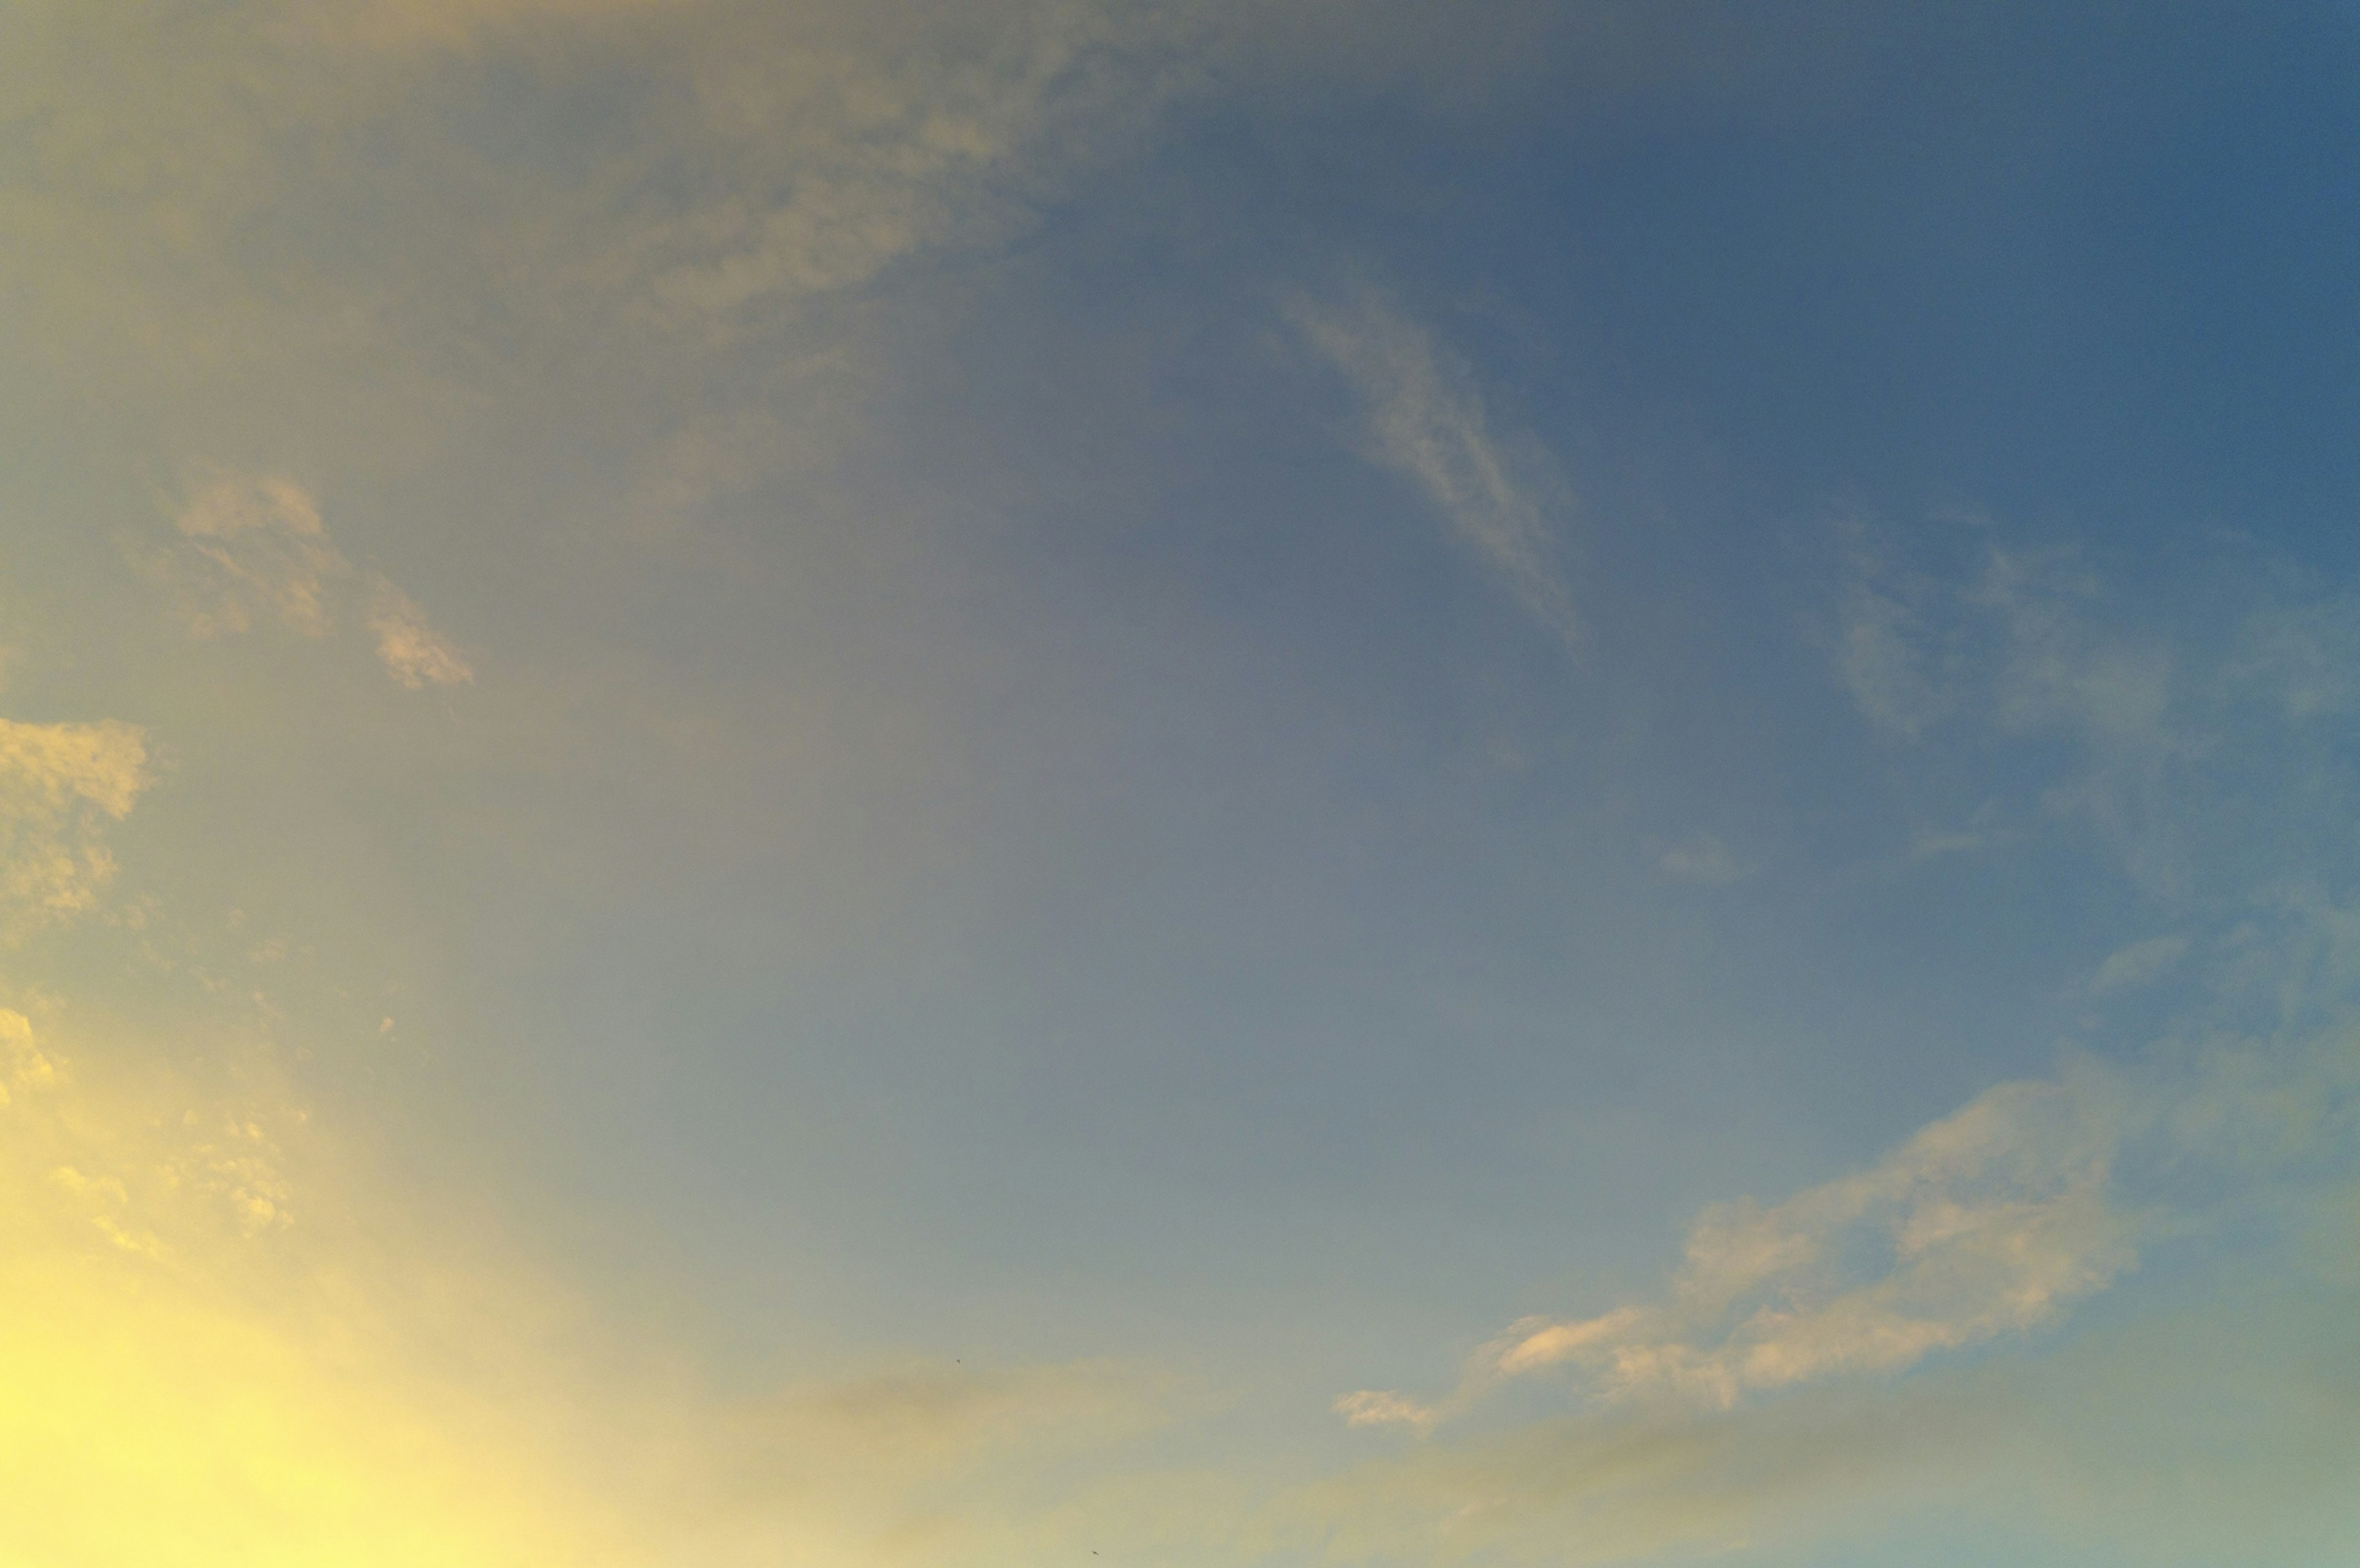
[1658,833,1749,885]
[1294,283,1579,641]
[0,717,151,935]
[631,6,1192,326]
[368,578,474,689]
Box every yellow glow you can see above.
[0,1021,644,1568]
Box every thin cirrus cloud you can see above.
[147,469,472,691]
[1293,283,1581,642]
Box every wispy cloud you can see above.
[148,469,471,691]
[1292,1253,2360,1567]
[1830,525,2360,901]
[1335,1387,1441,1437]
[1340,1062,2139,1433]
[154,469,350,638]
[1339,871,2360,1462]
[1479,1070,2134,1406]
[368,579,475,690]
[2088,933,2188,996]
[1294,283,1580,641]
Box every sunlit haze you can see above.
[5,4,2359,1564]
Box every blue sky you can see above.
[4,3,2359,1563]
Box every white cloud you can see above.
[368,578,474,689]
[1294,283,1579,640]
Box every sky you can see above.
[4,2,2359,1563]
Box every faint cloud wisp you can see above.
[1293,283,1581,642]
[146,469,473,691]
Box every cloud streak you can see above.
[1295,284,1580,641]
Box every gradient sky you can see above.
[6,3,2360,1564]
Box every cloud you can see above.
[1335,1387,1440,1436]
[1339,873,2360,1462]
[2088,933,2189,996]
[0,717,151,936]
[1346,1065,2138,1424]
[1828,527,2360,901]
[1293,1260,2360,1568]
[632,4,1195,326]
[1835,568,1954,738]
[2227,592,2360,719]
[0,1008,56,1107]
[146,469,472,691]
[1294,283,1579,640]
[368,578,474,689]
[155,470,351,638]
[1315,978,2360,1564]
[1656,833,1750,885]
